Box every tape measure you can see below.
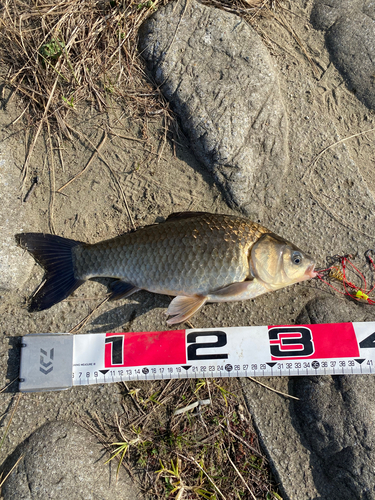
[18,322,375,392]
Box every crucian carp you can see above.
[16,212,316,324]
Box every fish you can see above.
[15,212,316,324]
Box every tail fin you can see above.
[15,233,84,312]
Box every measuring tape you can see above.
[18,322,375,392]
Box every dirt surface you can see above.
[1,0,375,497]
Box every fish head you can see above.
[250,233,316,291]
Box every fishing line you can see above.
[316,251,375,305]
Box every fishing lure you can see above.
[317,250,375,304]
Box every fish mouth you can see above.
[305,263,317,279]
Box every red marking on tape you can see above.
[104,330,186,368]
[269,323,359,360]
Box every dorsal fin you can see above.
[136,212,212,232]
[166,211,211,222]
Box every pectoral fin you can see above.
[166,295,207,325]
[208,279,268,302]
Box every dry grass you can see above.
[0,0,159,117]
[0,0,166,181]
[0,0,277,112]
[87,378,283,500]
[0,0,280,183]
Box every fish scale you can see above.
[73,213,267,296]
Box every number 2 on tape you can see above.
[186,331,228,360]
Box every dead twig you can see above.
[109,132,147,145]
[57,131,107,193]
[0,454,24,489]
[226,450,257,500]
[69,296,109,334]
[22,74,59,186]
[220,423,264,458]
[46,119,56,234]
[270,9,319,77]
[303,127,375,184]
[0,393,22,452]
[64,124,136,231]
[178,453,227,500]
[8,104,29,127]
[0,378,19,394]
[304,127,375,240]
[247,377,300,400]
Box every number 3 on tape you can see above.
[268,324,360,360]
[268,327,314,357]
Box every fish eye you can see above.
[292,251,302,265]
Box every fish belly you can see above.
[72,214,267,296]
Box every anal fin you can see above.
[109,280,140,301]
[166,295,207,325]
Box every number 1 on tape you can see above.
[18,322,375,392]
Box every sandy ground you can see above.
[1,0,375,494]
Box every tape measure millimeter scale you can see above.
[18,322,375,392]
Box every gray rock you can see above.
[292,296,375,499]
[139,0,288,217]
[310,0,359,30]
[311,0,375,109]
[2,421,139,500]
[0,148,35,292]
[242,296,375,500]
[292,375,375,500]
[241,375,318,500]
